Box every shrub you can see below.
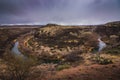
[63,50,83,62]
[38,51,61,64]
[1,53,37,80]
[56,64,70,71]
[80,32,99,52]
[91,56,113,65]
[105,47,120,55]
[107,49,120,54]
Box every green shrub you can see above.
[56,64,70,71]
[91,56,112,65]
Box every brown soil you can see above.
[42,62,120,80]
[33,54,120,80]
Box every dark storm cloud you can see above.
[0,0,120,25]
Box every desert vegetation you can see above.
[0,21,120,80]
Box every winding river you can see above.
[11,41,25,58]
[98,38,106,52]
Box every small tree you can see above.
[80,32,99,53]
[2,52,37,80]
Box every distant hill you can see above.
[105,21,120,26]
[95,21,120,37]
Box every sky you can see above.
[0,0,120,25]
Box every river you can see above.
[11,41,25,58]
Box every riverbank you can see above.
[0,27,38,56]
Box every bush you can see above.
[38,51,61,64]
[63,50,83,62]
[56,64,70,71]
[106,48,120,55]
[80,32,99,52]
[1,53,37,80]
[91,56,113,65]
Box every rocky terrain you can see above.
[0,21,120,80]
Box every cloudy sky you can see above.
[0,0,120,25]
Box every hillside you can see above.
[27,25,98,55]
[0,28,37,56]
[19,22,120,56]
